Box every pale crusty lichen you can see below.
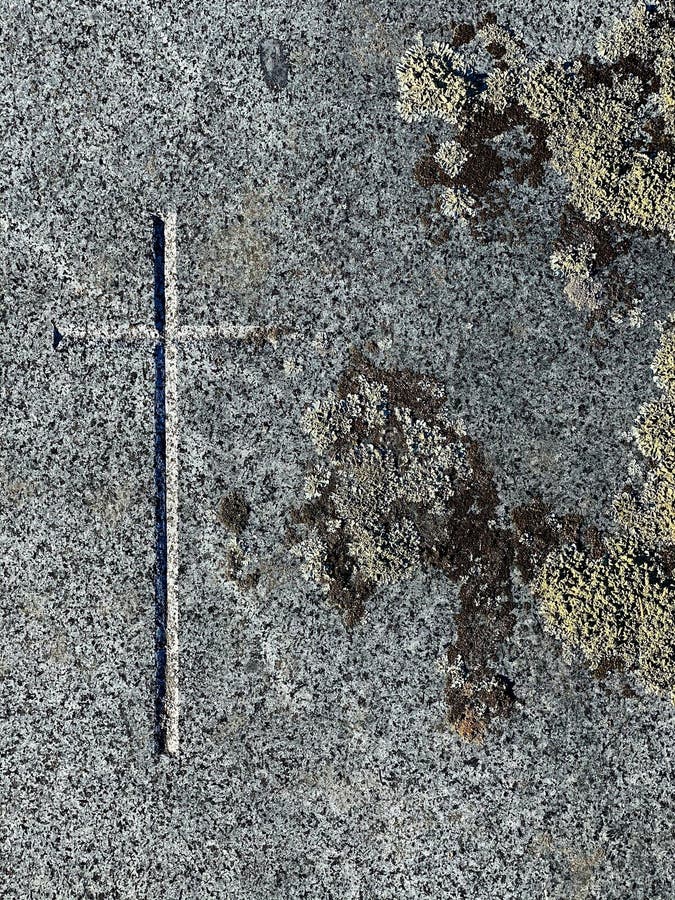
[396,34,470,125]
[476,22,525,63]
[536,320,675,699]
[550,243,602,311]
[289,533,326,584]
[440,186,476,220]
[303,376,389,455]
[550,243,596,280]
[434,140,467,178]
[297,371,470,598]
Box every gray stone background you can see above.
[1,0,675,896]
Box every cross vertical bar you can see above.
[152,213,179,755]
[163,211,179,755]
[152,215,170,754]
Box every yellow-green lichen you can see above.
[521,60,579,125]
[615,460,675,549]
[546,79,647,228]
[656,51,675,132]
[536,534,675,698]
[614,320,675,550]
[617,151,675,239]
[397,5,675,310]
[537,537,645,668]
[536,321,675,699]
[633,395,675,462]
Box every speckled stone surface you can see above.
[2,1,675,897]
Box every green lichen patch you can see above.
[536,536,675,698]
[288,353,518,740]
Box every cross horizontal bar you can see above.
[172,323,275,342]
[52,322,285,348]
[53,323,158,346]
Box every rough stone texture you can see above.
[1,1,675,897]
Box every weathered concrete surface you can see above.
[1,1,675,897]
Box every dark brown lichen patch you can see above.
[450,22,477,49]
[445,538,516,742]
[511,499,563,584]
[289,353,523,738]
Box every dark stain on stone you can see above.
[218,490,250,534]
[258,38,290,91]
